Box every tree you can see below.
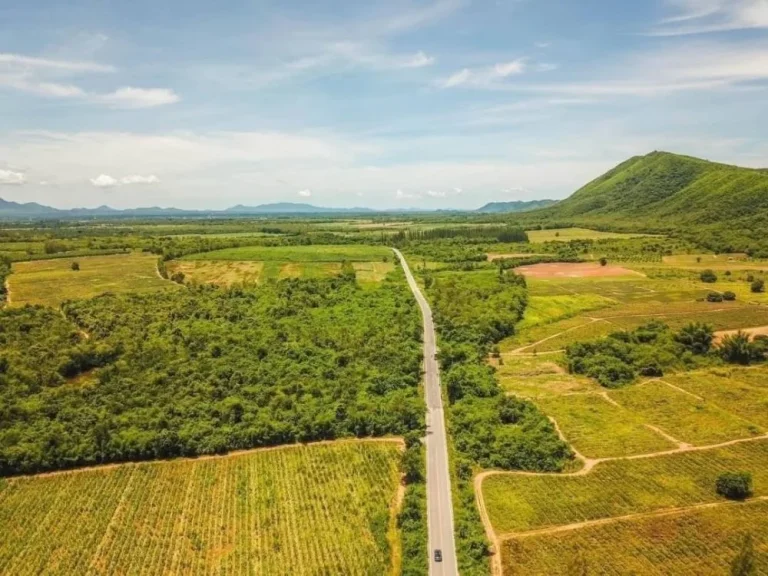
[723,291,737,301]
[700,269,718,283]
[401,446,423,483]
[716,472,753,500]
[71,261,80,271]
[707,292,724,302]
[751,279,765,293]
[599,257,608,267]
[170,271,185,284]
[675,322,714,355]
[719,332,753,365]
[730,534,756,576]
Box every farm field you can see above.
[8,253,176,307]
[482,437,768,534]
[183,244,392,262]
[524,227,656,243]
[500,498,768,575]
[0,440,403,576]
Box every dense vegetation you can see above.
[424,268,571,573]
[0,272,424,475]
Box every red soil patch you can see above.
[515,262,644,279]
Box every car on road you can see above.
[434,549,443,563]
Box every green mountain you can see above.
[475,199,556,213]
[524,151,768,255]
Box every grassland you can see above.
[184,244,392,262]
[8,253,176,307]
[483,438,768,534]
[500,498,768,575]
[524,228,656,243]
[0,441,403,576]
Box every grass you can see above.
[8,253,176,307]
[516,294,616,331]
[501,498,768,575]
[0,441,403,576]
[536,394,676,458]
[609,380,762,445]
[184,244,392,262]
[166,260,264,286]
[666,368,768,429]
[483,438,768,534]
[525,228,655,243]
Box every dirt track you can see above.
[714,325,768,344]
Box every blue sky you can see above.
[1,0,768,209]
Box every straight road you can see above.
[394,248,458,576]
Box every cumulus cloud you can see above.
[454,187,463,194]
[396,189,422,200]
[90,174,160,188]
[426,189,446,197]
[298,188,312,197]
[90,174,119,188]
[0,169,26,185]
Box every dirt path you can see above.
[655,378,704,401]
[510,318,603,354]
[9,437,405,481]
[474,429,768,573]
[714,325,768,344]
[501,496,768,541]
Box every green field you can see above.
[184,245,392,262]
[0,441,403,576]
[525,228,655,243]
[483,438,768,534]
[8,253,176,307]
[501,498,768,575]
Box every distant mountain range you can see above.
[0,198,557,218]
[474,200,557,213]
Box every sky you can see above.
[1,0,768,210]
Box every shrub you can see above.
[746,274,755,283]
[599,257,608,267]
[723,291,737,301]
[674,322,714,355]
[707,292,724,302]
[730,534,755,576]
[170,271,185,284]
[716,472,753,500]
[71,262,80,271]
[719,332,753,365]
[700,269,718,283]
[751,279,765,293]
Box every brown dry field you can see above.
[714,325,768,344]
[487,253,545,261]
[515,262,645,279]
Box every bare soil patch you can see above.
[515,262,644,279]
[486,253,544,261]
[714,325,768,344]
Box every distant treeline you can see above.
[392,226,528,243]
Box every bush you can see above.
[599,257,608,267]
[751,279,765,293]
[723,291,737,301]
[719,332,753,365]
[716,472,753,500]
[170,271,185,284]
[700,269,718,283]
[746,274,755,283]
[71,262,80,271]
[707,292,724,302]
[674,322,714,355]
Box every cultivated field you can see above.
[8,253,175,307]
[0,441,404,576]
[184,244,392,262]
[524,227,656,243]
[514,262,644,279]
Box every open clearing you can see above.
[8,253,175,308]
[714,324,768,343]
[0,440,403,576]
[166,260,264,286]
[184,244,392,262]
[515,262,645,279]
[525,228,657,243]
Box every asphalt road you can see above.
[394,249,459,576]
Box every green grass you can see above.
[525,228,655,243]
[9,253,176,307]
[483,438,768,534]
[517,294,616,331]
[536,393,676,458]
[184,245,392,262]
[0,441,403,575]
[501,498,768,575]
[609,380,762,445]
[666,368,768,429]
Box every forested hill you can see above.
[521,151,768,256]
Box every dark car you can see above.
[434,549,443,563]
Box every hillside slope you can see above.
[524,151,768,255]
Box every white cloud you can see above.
[0,53,114,73]
[90,174,119,188]
[99,87,181,109]
[120,175,160,185]
[396,189,422,200]
[535,42,551,49]
[453,187,463,194]
[650,0,768,36]
[502,186,534,195]
[402,51,435,68]
[440,58,527,88]
[298,188,312,197]
[0,169,26,185]
[426,189,446,197]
